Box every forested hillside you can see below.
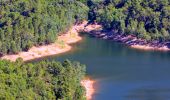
[88,0,170,41]
[1,0,169,55]
[0,0,88,55]
[0,59,86,100]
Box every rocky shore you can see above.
[83,23,170,51]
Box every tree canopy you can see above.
[88,0,170,41]
[0,59,86,100]
[0,0,88,55]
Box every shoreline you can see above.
[130,44,170,51]
[2,21,169,61]
[1,21,88,62]
[84,24,170,51]
[1,21,169,100]
[1,21,96,100]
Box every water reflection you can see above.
[127,88,170,100]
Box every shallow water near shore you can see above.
[33,33,170,100]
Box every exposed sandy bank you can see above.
[84,23,102,32]
[130,44,170,51]
[1,21,88,62]
[81,78,95,100]
[1,21,104,62]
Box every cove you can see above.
[33,33,170,100]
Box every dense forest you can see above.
[0,59,86,100]
[0,0,88,55]
[0,1,88,99]
[88,0,170,41]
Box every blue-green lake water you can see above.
[34,34,170,100]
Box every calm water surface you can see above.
[35,34,170,100]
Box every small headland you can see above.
[81,78,96,100]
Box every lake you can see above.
[34,33,170,100]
